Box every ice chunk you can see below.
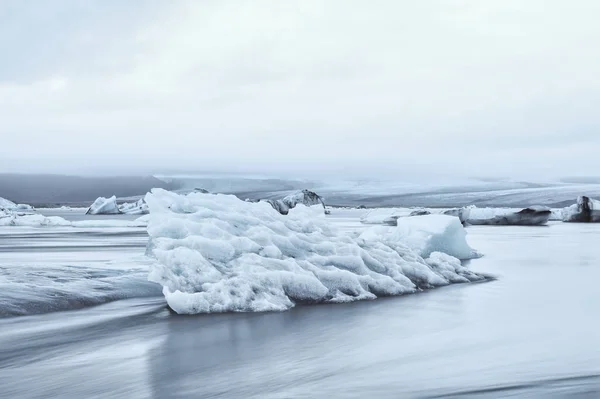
[86,196,120,215]
[118,198,149,215]
[562,196,600,222]
[85,196,149,215]
[144,189,486,314]
[360,208,415,225]
[461,206,552,226]
[358,215,480,260]
[0,213,72,227]
[0,209,149,228]
[266,189,327,215]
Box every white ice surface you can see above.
[359,215,480,260]
[144,189,485,314]
[0,197,17,209]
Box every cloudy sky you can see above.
[1,0,599,179]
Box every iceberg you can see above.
[360,208,415,225]
[86,196,150,215]
[562,196,600,222]
[460,206,552,226]
[0,213,72,227]
[118,198,149,215]
[86,196,120,215]
[144,189,486,314]
[0,208,149,228]
[266,189,327,215]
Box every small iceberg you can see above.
[563,196,600,222]
[266,189,328,215]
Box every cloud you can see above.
[1,0,600,178]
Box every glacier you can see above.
[144,189,486,314]
[563,196,600,222]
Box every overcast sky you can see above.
[1,1,599,179]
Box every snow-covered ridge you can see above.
[144,189,486,315]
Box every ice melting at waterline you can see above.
[144,189,486,314]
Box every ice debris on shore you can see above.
[144,189,485,314]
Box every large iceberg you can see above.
[144,189,486,314]
[563,196,600,222]
[266,189,327,215]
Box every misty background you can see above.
[1,1,600,181]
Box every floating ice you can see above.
[0,210,149,228]
[118,198,149,215]
[266,189,327,215]
[360,208,415,225]
[86,196,120,215]
[461,206,552,226]
[86,196,150,215]
[563,196,600,222]
[144,189,485,314]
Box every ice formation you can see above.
[562,196,600,222]
[360,208,415,225]
[144,189,486,314]
[461,206,552,226]
[266,189,327,215]
[118,198,149,215]
[86,196,149,215]
[358,215,481,260]
[86,196,120,215]
[0,209,148,228]
[0,197,17,210]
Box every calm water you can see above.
[0,218,599,398]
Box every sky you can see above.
[1,0,600,180]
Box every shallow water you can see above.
[0,219,599,398]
